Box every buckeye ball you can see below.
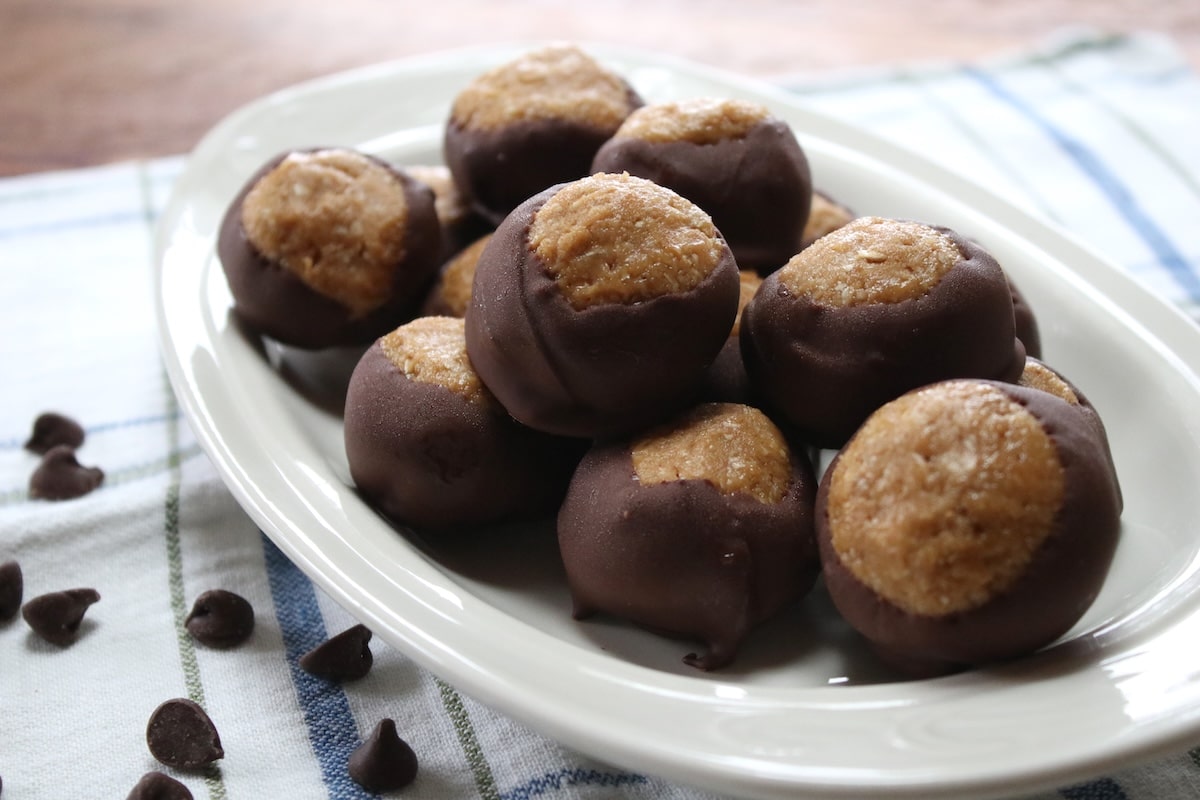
[465,172,740,439]
[444,44,642,226]
[558,402,820,670]
[420,234,491,318]
[1018,356,1121,510]
[741,216,1026,448]
[816,379,1122,677]
[801,189,856,249]
[698,270,763,405]
[1009,276,1042,359]
[344,316,582,531]
[591,98,812,274]
[217,148,442,349]
[406,164,493,263]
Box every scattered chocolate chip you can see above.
[28,444,104,500]
[146,698,224,770]
[24,412,85,455]
[348,718,418,792]
[299,624,373,682]
[126,771,194,800]
[22,587,100,645]
[184,589,255,648]
[0,561,22,622]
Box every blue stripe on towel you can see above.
[964,66,1200,302]
[1060,776,1131,800]
[263,535,377,800]
[501,766,648,800]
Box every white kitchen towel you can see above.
[2,30,1200,800]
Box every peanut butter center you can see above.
[613,98,770,145]
[731,270,763,337]
[1019,359,1080,404]
[407,164,470,228]
[779,216,961,307]
[828,381,1064,616]
[530,173,725,311]
[632,403,792,504]
[430,234,491,318]
[378,316,488,406]
[450,44,634,132]
[241,149,409,317]
[801,191,856,248]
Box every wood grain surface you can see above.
[2,0,1198,177]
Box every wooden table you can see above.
[2,0,1197,177]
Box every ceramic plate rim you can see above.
[154,42,1200,800]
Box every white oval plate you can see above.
[154,43,1200,800]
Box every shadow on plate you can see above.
[232,312,365,416]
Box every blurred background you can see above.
[2,0,1198,176]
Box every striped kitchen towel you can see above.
[2,30,1200,800]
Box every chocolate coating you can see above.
[698,271,762,405]
[1009,276,1042,359]
[444,45,643,227]
[446,114,635,227]
[344,338,583,531]
[592,115,811,274]
[741,225,1025,448]
[698,337,754,405]
[816,381,1122,676]
[216,149,443,349]
[558,424,819,670]
[1020,357,1121,511]
[465,184,740,439]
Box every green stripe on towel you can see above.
[438,678,501,800]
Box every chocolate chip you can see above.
[24,412,85,455]
[0,561,22,622]
[299,624,373,681]
[22,588,100,645]
[184,589,254,648]
[126,771,194,800]
[348,718,418,792]
[28,444,103,500]
[146,698,224,770]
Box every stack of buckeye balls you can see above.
[216,44,1123,677]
